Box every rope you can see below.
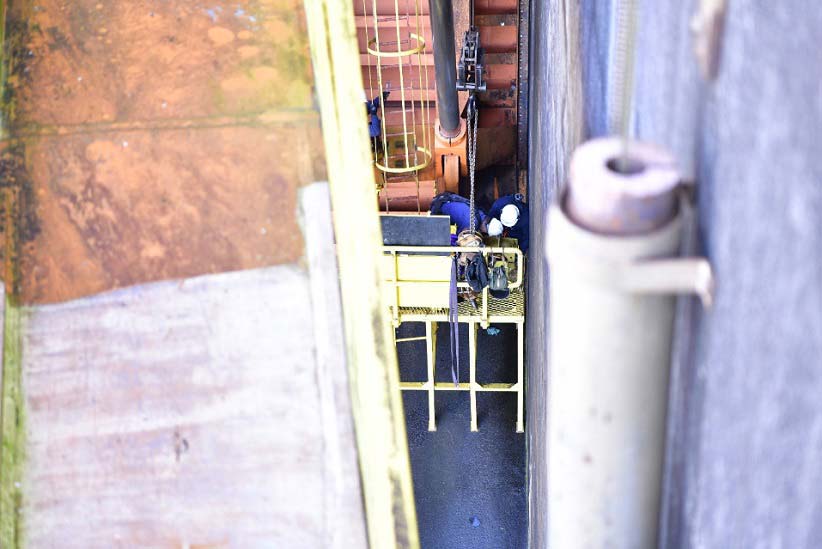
[609,0,640,170]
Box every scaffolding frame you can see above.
[384,245,525,432]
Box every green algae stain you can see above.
[211,1,315,115]
[2,14,36,134]
[0,295,24,549]
[1,2,29,547]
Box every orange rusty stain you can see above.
[207,26,236,46]
[237,45,261,59]
[1,0,326,304]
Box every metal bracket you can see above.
[548,197,716,309]
[456,28,487,93]
[691,0,726,80]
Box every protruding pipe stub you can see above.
[566,137,680,235]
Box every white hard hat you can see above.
[500,204,520,227]
[488,218,503,236]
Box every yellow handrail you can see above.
[383,246,525,289]
[383,245,525,327]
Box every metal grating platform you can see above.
[394,286,525,322]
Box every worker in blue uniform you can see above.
[365,91,389,155]
[487,193,529,253]
[430,192,487,243]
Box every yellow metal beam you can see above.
[302,0,420,546]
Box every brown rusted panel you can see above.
[484,62,516,89]
[1,0,325,304]
[378,180,435,210]
[474,14,517,26]
[476,127,515,169]
[10,0,315,125]
[480,87,517,108]
[477,107,516,128]
[485,52,517,65]
[474,0,517,15]
[479,25,518,53]
[18,125,324,304]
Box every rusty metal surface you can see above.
[1,0,325,304]
[354,0,520,212]
[475,0,518,165]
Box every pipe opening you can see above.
[606,156,646,176]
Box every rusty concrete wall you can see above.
[0,1,371,546]
[1,0,325,304]
[525,0,584,545]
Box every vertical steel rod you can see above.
[428,0,461,136]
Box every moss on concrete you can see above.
[1,4,27,545]
[0,295,23,549]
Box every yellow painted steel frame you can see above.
[383,245,524,328]
[303,0,420,547]
[385,246,525,433]
[396,319,525,433]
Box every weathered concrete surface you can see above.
[1,0,325,304]
[300,183,369,549]
[19,259,367,548]
[633,2,822,546]
[525,0,584,546]
[533,0,822,545]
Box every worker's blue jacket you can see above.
[365,96,382,138]
[430,192,487,239]
[489,194,529,253]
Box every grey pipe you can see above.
[428,0,461,137]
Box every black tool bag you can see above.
[489,258,510,299]
[464,253,490,293]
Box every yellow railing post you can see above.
[517,320,525,433]
[425,321,437,432]
[469,322,479,432]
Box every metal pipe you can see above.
[566,137,680,234]
[428,0,461,137]
[546,137,713,548]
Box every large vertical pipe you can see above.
[428,0,461,137]
[546,137,703,548]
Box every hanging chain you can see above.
[468,98,479,234]
[465,0,480,234]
